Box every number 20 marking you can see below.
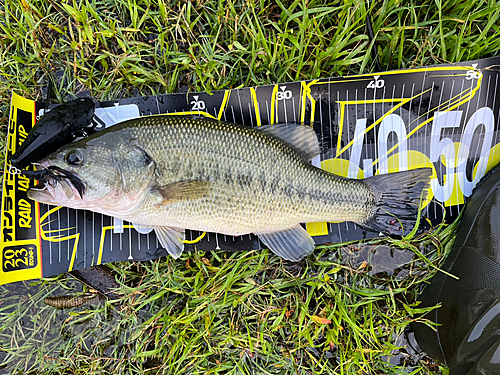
[190,95,206,110]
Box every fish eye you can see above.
[65,150,84,166]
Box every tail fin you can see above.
[362,168,432,236]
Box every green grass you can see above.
[0,0,499,373]
[0,222,456,374]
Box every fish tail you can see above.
[361,168,432,236]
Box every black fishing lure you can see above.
[11,97,96,169]
[10,97,98,198]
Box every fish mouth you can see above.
[27,161,86,204]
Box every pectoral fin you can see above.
[154,226,185,258]
[154,180,211,205]
[256,224,316,262]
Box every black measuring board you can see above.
[2,57,500,285]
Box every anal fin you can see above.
[256,224,315,262]
[154,226,185,259]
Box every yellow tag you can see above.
[0,93,42,286]
[306,222,329,236]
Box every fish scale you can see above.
[28,115,432,261]
[126,116,373,233]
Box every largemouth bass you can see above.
[27,116,431,261]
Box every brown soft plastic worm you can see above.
[43,292,100,308]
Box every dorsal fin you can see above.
[257,123,320,161]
